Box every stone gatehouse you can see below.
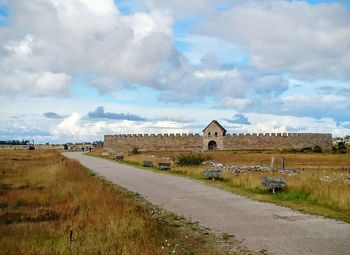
[103,120,332,153]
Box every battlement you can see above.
[225,132,331,137]
[106,132,331,140]
[106,133,202,138]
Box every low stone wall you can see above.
[104,133,203,153]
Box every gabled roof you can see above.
[202,120,227,132]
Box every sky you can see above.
[0,0,350,143]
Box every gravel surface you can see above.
[64,152,350,255]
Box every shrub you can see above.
[131,146,139,154]
[177,154,206,166]
[331,143,347,154]
[338,142,347,150]
[301,147,312,153]
[313,145,322,153]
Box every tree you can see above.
[313,145,322,153]
[338,142,347,154]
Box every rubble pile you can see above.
[319,175,350,185]
[261,177,286,193]
[202,161,223,168]
[227,165,270,173]
[203,167,222,179]
[278,169,299,176]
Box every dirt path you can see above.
[64,152,350,255]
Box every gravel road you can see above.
[64,152,350,255]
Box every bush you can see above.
[331,143,347,154]
[177,154,206,166]
[338,142,347,150]
[313,145,322,153]
[301,147,312,153]
[131,147,139,154]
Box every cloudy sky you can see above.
[1,0,350,143]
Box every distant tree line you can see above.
[0,140,103,146]
[0,140,30,145]
[63,141,103,146]
[333,135,350,141]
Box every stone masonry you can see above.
[103,120,332,153]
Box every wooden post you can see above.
[281,157,285,171]
[270,157,275,171]
[70,229,73,245]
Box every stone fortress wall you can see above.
[222,133,332,150]
[104,133,203,152]
[104,120,332,153]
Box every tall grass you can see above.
[112,151,350,223]
[176,154,207,166]
[0,150,229,254]
[148,150,350,171]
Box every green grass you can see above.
[274,190,310,201]
[176,154,208,166]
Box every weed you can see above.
[177,154,207,166]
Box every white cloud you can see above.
[1,0,174,95]
[4,35,34,57]
[0,70,71,96]
[222,97,252,109]
[281,94,349,110]
[194,69,239,79]
[51,112,190,141]
[226,113,350,137]
[1,0,349,139]
[145,0,215,15]
[201,1,350,79]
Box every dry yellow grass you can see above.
[147,150,350,171]
[101,150,350,223]
[0,150,239,255]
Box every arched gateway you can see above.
[208,140,217,150]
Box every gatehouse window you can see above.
[215,132,218,137]
[208,132,211,137]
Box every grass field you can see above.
[0,150,258,255]
[95,149,350,223]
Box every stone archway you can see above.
[208,140,217,150]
